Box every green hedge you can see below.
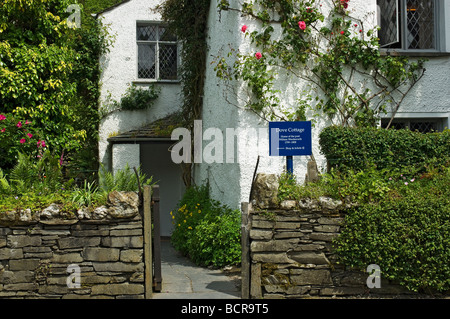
[334,166,450,292]
[319,126,450,171]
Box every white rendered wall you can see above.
[112,144,140,174]
[97,0,183,170]
[199,0,450,210]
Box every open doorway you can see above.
[140,142,185,237]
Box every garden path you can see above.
[151,239,241,299]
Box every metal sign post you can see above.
[286,156,294,175]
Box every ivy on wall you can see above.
[213,0,426,128]
[156,0,212,187]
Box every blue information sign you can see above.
[269,121,312,157]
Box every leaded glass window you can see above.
[377,0,437,50]
[137,23,178,80]
[381,118,444,132]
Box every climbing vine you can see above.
[156,0,211,187]
[214,0,426,127]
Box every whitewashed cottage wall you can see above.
[196,0,450,209]
[97,0,183,171]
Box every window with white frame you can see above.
[137,23,178,81]
[377,0,439,51]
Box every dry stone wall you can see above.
[247,174,423,299]
[0,191,145,299]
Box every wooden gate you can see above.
[143,185,162,298]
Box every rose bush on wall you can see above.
[214,0,426,128]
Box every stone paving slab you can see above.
[151,240,241,299]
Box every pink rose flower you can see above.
[340,0,349,9]
[37,140,46,148]
[298,21,307,31]
[255,52,262,60]
[27,133,33,138]
[17,121,22,128]
[1,128,5,133]
[0,114,6,121]
[20,138,26,144]
[241,25,247,33]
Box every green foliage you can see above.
[101,84,160,116]
[71,180,105,207]
[171,185,241,268]
[120,85,160,111]
[0,0,112,175]
[98,164,154,193]
[0,169,11,194]
[277,172,298,202]
[189,209,242,267]
[66,6,113,181]
[156,0,211,187]
[0,114,43,170]
[0,0,83,159]
[334,166,450,292]
[319,126,450,172]
[0,191,73,214]
[9,151,63,194]
[282,149,450,292]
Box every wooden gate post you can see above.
[241,202,251,299]
[143,185,153,299]
[152,185,162,292]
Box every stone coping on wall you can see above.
[0,191,141,226]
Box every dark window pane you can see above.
[159,26,177,42]
[410,121,437,133]
[406,0,435,49]
[159,44,178,80]
[137,25,157,41]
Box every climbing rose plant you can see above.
[213,0,426,127]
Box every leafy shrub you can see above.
[98,164,153,193]
[334,166,450,292]
[120,84,160,111]
[319,126,450,172]
[8,151,63,194]
[278,171,340,202]
[188,209,241,267]
[171,185,241,268]
[279,160,450,292]
[101,84,160,116]
[71,180,105,208]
